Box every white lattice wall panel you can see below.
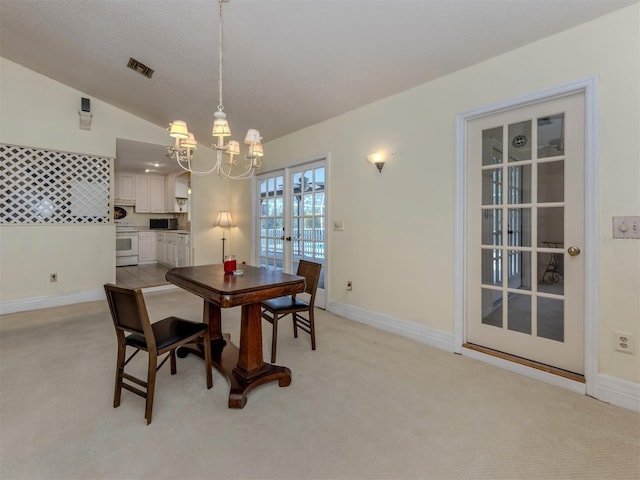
[0,144,113,224]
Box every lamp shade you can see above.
[212,111,231,137]
[227,140,240,156]
[169,121,189,139]
[215,211,233,228]
[367,152,388,165]
[244,129,262,144]
[180,133,197,150]
[249,142,264,158]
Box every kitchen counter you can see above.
[134,228,191,234]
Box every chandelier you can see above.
[167,0,263,178]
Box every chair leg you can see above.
[292,313,298,338]
[145,354,158,425]
[170,350,177,375]
[309,309,316,351]
[203,334,213,389]
[270,314,279,363]
[113,340,126,408]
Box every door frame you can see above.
[454,77,599,395]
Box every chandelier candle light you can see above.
[167,0,263,178]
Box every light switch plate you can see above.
[612,216,640,239]
[333,221,344,231]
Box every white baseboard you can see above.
[594,374,640,412]
[0,289,106,315]
[327,300,456,353]
[327,300,639,413]
[0,284,178,315]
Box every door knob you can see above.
[567,246,581,256]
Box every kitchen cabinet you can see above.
[176,233,191,267]
[114,173,135,205]
[135,175,164,213]
[156,232,190,267]
[155,232,165,264]
[138,231,156,264]
[165,172,190,213]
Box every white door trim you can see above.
[454,77,599,396]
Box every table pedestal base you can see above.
[177,334,291,408]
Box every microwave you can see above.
[150,218,178,230]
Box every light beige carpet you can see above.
[1,288,638,480]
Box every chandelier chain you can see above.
[217,0,224,112]
[166,0,263,179]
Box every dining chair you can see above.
[261,260,322,363]
[103,283,212,425]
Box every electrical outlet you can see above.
[333,221,344,231]
[346,280,352,291]
[614,331,634,354]
[50,273,58,283]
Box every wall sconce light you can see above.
[214,211,233,261]
[367,152,392,173]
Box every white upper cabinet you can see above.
[135,175,164,213]
[114,173,136,205]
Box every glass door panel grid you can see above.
[258,174,285,271]
[480,114,566,341]
[291,165,326,288]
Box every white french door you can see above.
[466,93,585,374]
[256,159,326,308]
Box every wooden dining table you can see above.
[165,264,305,408]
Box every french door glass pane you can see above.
[481,209,502,245]
[537,297,564,342]
[508,120,532,162]
[507,208,531,247]
[482,248,502,286]
[482,126,503,166]
[482,168,502,205]
[481,288,502,327]
[508,250,531,291]
[538,252,564,295]
[507,165,531,204]
[537,207,564,247]
[538,161,564,203]
[507,293,532,334]
[537,113,564,158]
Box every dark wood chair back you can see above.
[105,284,153,341]
[103,283,212,425]
[297,259,322,301]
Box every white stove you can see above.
[115,220,138,266]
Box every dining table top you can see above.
[165,264,305,308]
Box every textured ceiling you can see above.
[1,0,636,173]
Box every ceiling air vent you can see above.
[127,57,154,79]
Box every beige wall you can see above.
[0,59,170,303]
[190,164,253,267]
[0,58,250,306]
[263,5,640,383]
